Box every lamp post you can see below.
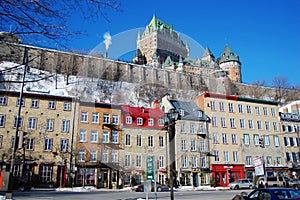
[163,108,179,200]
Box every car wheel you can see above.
[234,185,239,190]
[157,187,162,192]
[249,185,253,189]
[140,187,144,192]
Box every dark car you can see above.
[244,188,300,200]
[13,177,32,191]
[134,181,169,192]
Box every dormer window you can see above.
[197,110,203,118]
[137,118,143,125]
[148,118,154,126]
[179,109,184,117]
[126,116,132,124]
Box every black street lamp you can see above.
[163,108,180,200]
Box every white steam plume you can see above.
[103,32,112,51]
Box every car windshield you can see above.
[273,189,300,200]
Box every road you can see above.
[1,189,253,200]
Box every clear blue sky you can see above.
[66,0,300,87]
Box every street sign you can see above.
[146,156,155,180]
[254,156,264,176]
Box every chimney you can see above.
[152,100,160,109]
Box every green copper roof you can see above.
[163,56,173,66]
[202,46,214,58]
[219,44,240,64]
[148,14,173,31]
[238,96,279,105]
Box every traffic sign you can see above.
[146,156,155,180]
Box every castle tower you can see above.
[218,44,242,83]
[136,14,188,66]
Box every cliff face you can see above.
[1,41,299,106]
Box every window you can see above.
[0,97,7,105]
[91,130,98,143]
[48,101,55,109]
[265,121,270,131]
[159,136,164,147]
[190,124,195,134]
[13,116,23,128]
[46,119,54,131]
[125,134,130,146]
[273,122,278,131]
[230,118,235,128]
[191,140,196,151]
[271,108,276,117]
[264,135,270,146]
[284,137,290,146]
[137,118,143,125]
[103,113,110,124]
[78,150,85,162]
[79,130,87,142]
[263,107,268,116]
[221,117,226,127]
[232,134,237,144]
[159,156,164,168]
[228,103,234,112]
[148,118,154,126]
[238,104,243,113]
[246,156,252,166]
[31,100,39,108]
[255,106,261,115]
[179,109,185,117]
[254,134,259,146]
[126,116,132,124]
[40,165,52,183]
[25,138,34,150]
[200,140,205,152]
[233,152,238,162]
[158,119,164,126]
[148,136,153,147]
[257,121,262,130]
[180,123,186,133]
[136,155,142,168]
[244,134,250,145]
[90,150,97,162]
[219,102,224,112]
[125,155,131,167]
[190,156,196,168]
[212,117,217,127]
[199,124,204,133]
[137,135,142,147]
[112,150,118,163]
[213,133,219,144]
[112,114,119,125]
[64,102,71,111]
[16,98,25,107]
[182,156,188,168]
[246,105,252,114]
[62,120,69,132]
[224,151,229,162]
[248,120,254,129]
[210,101,216,111]
[214,151,219,161]
[222,133,228,144]
[81,112,88,122]
[44,138,53,151]
[181,139,186,151]
[28,117,37,129]
[274,135,280,147]
[0,115,5,127]
[102,149,108,163]
[92,112,99,124]
[240,119,245,129]
[60,139,68,152]
[102,131,109,143]
[276,157,282,165]
[112,132,118,143]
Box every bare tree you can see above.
[0,0,121,47]
[248,79,267,99]
[272,76,290,103]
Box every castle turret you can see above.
[218,44,242,83]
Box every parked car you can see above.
[229,179,255,190]
[12,177,31,191]
[134,181,169,192]
[244,188,300,200]
[258,176,284,188]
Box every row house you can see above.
[0,90,78,188]
[161,95,211,187]
[120,102,166,186]
[75,102,122,189]
[195,92,285,187]
[279,101,300,178]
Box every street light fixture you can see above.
[163,108,180,200]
